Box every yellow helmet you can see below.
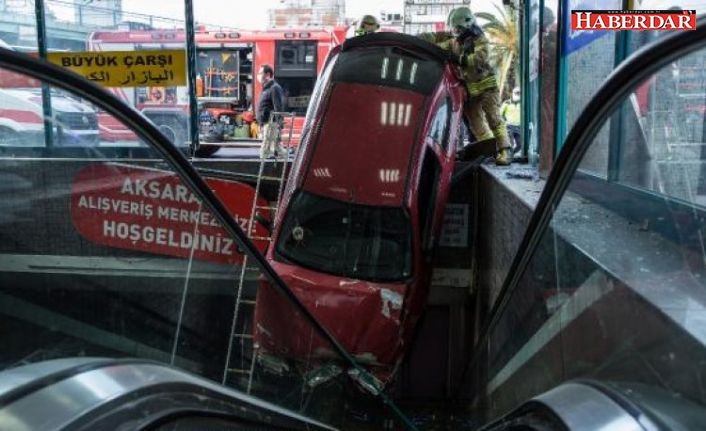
[355,14,380,36]
[447,7,476,33]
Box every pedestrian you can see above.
[256,64,286,159]
[501,87,521,154]
[420,7,513,165]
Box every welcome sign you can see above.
[71,163,270,265]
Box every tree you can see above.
[476,5,519,98]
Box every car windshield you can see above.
[276,191,412,282]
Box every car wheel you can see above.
[157,124,177,143]
[0,127,24,146]
[194,144,220,157]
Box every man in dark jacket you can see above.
[256,64,286,158]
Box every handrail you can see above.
[0,358,335,430]
[463,15,706,398]
[0,47,415,429]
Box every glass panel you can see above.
[0,2,40,149]
[276,41,317,74]
[561,0,621,170]
[0,2,38,52]
[0,84,49,149]
[630,2,706,53]
[526,0,541,163]
[619,48,706,206]
[480,44,706,422]
[43,0,190,154]
[540,1,559,163]
[0,60,411,428]
[578,121,610,175]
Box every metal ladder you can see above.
[221,111,297,393]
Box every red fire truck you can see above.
[87,26,347,156]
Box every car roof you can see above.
[301,82,426,207]
[297,33,457,207]
[341,32,456,65]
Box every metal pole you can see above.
[534,0,543,166]
[554,0,568,152]
[521,0,529,158]
[699,79,706,195]
[185,0,199,157]
[35,0,53,148]
[607,0,631,181]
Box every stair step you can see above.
[249,235,272,241]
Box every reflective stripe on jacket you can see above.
[430,33,498,96]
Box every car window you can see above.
[428,96,450,149]
[276,191,413,282]
[417,148,441,249]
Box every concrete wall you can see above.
[476,165,542,313]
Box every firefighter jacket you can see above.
[501,100,521,126]
[420,31,498,97]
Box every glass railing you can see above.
[0,47,414,429]
[470,16,706,426]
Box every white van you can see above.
[0,40,100,147]
[0,88,100,146]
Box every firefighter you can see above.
[422,7,513,165]
[355,15,380,36]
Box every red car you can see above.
[253,33,465,384]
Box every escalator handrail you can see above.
[463,16,706,393]
[0,47,402,421]
[0,358,336,430]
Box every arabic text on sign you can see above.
[47,50,186,88]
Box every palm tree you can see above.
[476,5,519,98]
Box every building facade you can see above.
[403,0,469,35]
[268,0,346,28]
[74,0,123,28]
[379,10,404,32]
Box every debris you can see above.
[505,167,538,180]
[380,288,403,318]
[305,364,342,388]
[348,368,383,395]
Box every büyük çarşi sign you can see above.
[48,50,187,88]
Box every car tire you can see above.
[195,144,220,157]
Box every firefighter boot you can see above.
[492,124,513,166]
[495,147,512,166]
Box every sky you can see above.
[51,0,503,30]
